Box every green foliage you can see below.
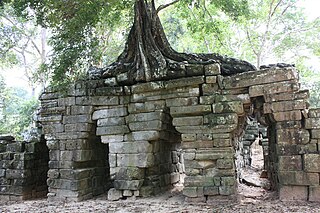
[0,83,39,139]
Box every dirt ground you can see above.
[1,185,320,213]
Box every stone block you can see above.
[65,123,93,132]
[308,109,320,118]
[97,117,125,127]
[70,106,93,115]
[216,158,234,169]
[272,110,302,122]
[275,121,302,129]
[181,134,196,141]
[195,148,234,160]
[117,153,154,167]
[92,107,128,120]
[202,83,219,95]
[264,90,309,103]
[63,115,92,124]
[166,97,198,107]
[204,63,221,76]
[185,64,204,76]
[309,186,320,202]
[115,167,145,180]
[126,112,164,123]
[76,96,119,106]
[304,154,320,172]
[107,188,122,201]
[204,113,238,125]
[199,96,215,105]
[278,171,319,186]
[109,141,153,154]
[176,124,237,134]
[183,187,199,198]
[96,125,130,136]
[276,128,310,144]
[170,105,212,117]
[43,124,65,134]
[203,186,219,196]
[57,97,75,107]
[219,185,235,196]
[131,131,160,141]
[279,185,308,201]
[173,116,203,126]
[214,138,232,147]
[166,76,205,90]
[101,135,124,143]
[263,100,306,113]
[206,76,217,83]
[305,118,320,129]
[223,68,298,89]
[128,100,165,113]
[311,130,320,139]
[114,180,143,190]
[249,80,299,97]
[129,120,163,131]
[212,101,244,115]
[278,155,302,171]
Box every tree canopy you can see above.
[1,0,256,86]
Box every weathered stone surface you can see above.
[126,112,165,123]
[117,153,154,167]
[204,113,238,125]
[278,156,302,171]
[264,90,309,102]
[128,100,165,113]
[202,83,219,95]
[97,117,125,127]
[107,188,122,201]
[308,108,320,118]
[305,118,320,129]
[195,148,234,160]
[172,116,203,126]
[129,120,163,131]
[114,180,144,190]
[276,128,310,144]
[309,186,320,202]
[212,101,244,114]
[101,135,124,143]
[263,100,306,113]
[170,105,212,117]
[204,63,220,76]
[278,171,319,186]
[109,141,153,154]
[272,110,302,121]
[304,154,320,172]
[76,96,119,106]
[279,185,308,201]
[311,130,320,139]
[131,131,160,141]
[223,68,298,89]
[96,125,130,136]
[249,81,299,97]
[92,107,128,120]
[166,97,198,107]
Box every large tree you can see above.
[2,0,256,86]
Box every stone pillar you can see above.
[40,82,110,201]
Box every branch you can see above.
[156,0,180,13]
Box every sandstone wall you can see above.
[36,64,320,202]
[0,132,48,201]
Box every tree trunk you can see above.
[99,0,256,84]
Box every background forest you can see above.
[0,0,319,138]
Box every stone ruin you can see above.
[1,64,320,202]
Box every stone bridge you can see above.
[1,64,320,202]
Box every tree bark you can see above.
[100,0,256,84]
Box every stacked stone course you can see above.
[2,64,313,202]
[0,132,49,201]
